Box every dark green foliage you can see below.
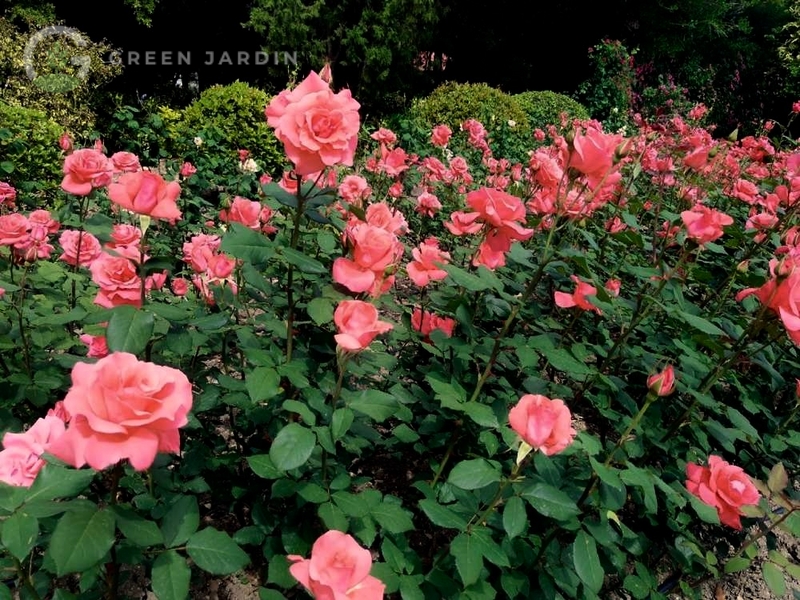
[513,91,590,131]
[180,82,284,177]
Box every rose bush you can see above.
[0,74,799,600]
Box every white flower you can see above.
[193,136,203,147]
[508,120,516,128]
[239,158,259,173]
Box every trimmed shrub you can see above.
[0,101,64,204]
[179,81,284,176]
[409,81,529,132]
[513,90,590,131]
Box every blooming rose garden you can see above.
[0,69,799,598]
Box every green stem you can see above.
[577,392,658,506]
[15,558,41,600]
[285,179,307,363]
[468,461,524,531]
[431,426,461,487]
[467,220,560,404]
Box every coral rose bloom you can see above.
[108,171,182,223]
[334,300,393,352]
[61,148,113,196]
[680,204,733,245]
[0,416,66,487]
[509,394,576,456]
[686,455,760,529]
[265,71,361,175]
[47,353,193,471]
[289,531,385,600]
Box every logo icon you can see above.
[24,26,91,93]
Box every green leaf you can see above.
[49,506,115,575]
[502,496,527,539]
[318,502,349,531]
[220,222,274,263]
[245,367,283,403]
[247,455,283,479]
[768,463,789,494]
[112,506,164,547]
[151,549,191,600]
[724,556,751,574]
[331,408,354,441]
[332,492,371,518]
[349,390,399,422]
[1,511,38,560]
[448,459,501,490]
[762,562,786,596]
[418,499,469,530]
[371,502,414,534]
[442,264,491,291]
[186,527,250,575]
[161,495,200,548]
[623,574,650,599]
[676,311,726,336]
[471,528,509,567]
[269,423,316,471]
[521,483,580,521]
[0,161,14,174]
[24,464,94,504]
[281,247,327,274]
[450,533,483,587]
[106,305,155,355]
[307,297,335,325]
[573,530,604,594]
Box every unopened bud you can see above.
[565,129,576,145]
[737,260,749,272]
[708,146,720,158]
[727,128,739,142]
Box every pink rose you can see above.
[110,151,142,173]
[647,364,675,396]
[47,353,193,471]
[59,230,102,267]
[180,162,197,177]
[411,308,456,341]
[219,197,262,230]
[555,276,601,314]
[333,223,403,296]
[59,133,73,152]
[288,531,385,600]
[265,71,361,175]
[0,182,17,207]
[61,148,113,196]
[407,238,450,287]
[89,253,143,308]
[415,192,442,217]
[79,334,110,358]
[370,128,397,145]
[333,300,393,352]
[0,416,66,487]
[108,171,182,223]
[508,394,576,456]
[365,202,408,235]
[681,204,734,245]
[431,125,452,147]
[339,175,372,205]
[171,277,189,297]
[686,456,760,529]
[0,214,30,246]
